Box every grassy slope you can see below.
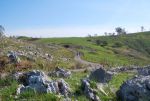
[37,32,150,67]
[1,32,148,101]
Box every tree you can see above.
[112,33,115,36]
[96,40,108,47]
[0,25,5,48]
[115,27,126,35]
[141,26,144,32]
[0,25,5,38]
[87,34,92,37]
[94,33,98,36]
[104,32,107,36]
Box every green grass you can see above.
[64,71,89,100]
[109,72,135,89]
[64,71,88,91]
[97,72,135,101]
[0,78,18,101]
[0,77,60,101]
[36,32,150,67]
[18,90,60,101]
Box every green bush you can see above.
[96,40,108,47]
[112,42,123,48]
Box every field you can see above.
[36,31,150,67]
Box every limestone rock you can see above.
[81,79,101,101]
[48,67,71,78]
[89,68,113,83]
[137,66,150,76]
[16,70,71,97]
[117,75,150,101]
[7,51,21,63]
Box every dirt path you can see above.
[74,51,101,67]
[69,49,102,71]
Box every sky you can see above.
[0,0,150,37]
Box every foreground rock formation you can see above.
[81,79,101,101]
[117,75,150,101]
[48,67,71,78]
[89,68,113,83]
[16,70,71,97]
[137,66,150,76]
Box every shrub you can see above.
[96,40,108,47]
[112,42,123,48]
[63,44,70,48]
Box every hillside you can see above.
[36,31,150,67]
[0,31,150,101]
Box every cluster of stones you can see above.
[48,67,71,78]
[15,70,71,97]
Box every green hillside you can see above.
[1,31,150,101]
[36,31,150,67]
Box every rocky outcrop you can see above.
[81,79,100,101]
[48,67,71,78]
[110,65,150,74]
[7,51,21,63]
[117,75,150,101]
[16,70,71,97]
[89,68,113,83]
[137,66,150,76]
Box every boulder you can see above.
[117,75,150,101]
[57,79,71,97]
[48,67,71,78]
[137,66,150,76]
[89,68,113,83]
[7,51,20,63]
[16,70,71,96]
[81,79,101,101]
[12,72,23,81]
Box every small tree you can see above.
[0,25,5,48]
[141,26,144,32]
[96,40,108,47]
[94,33,98,36]
[115,27,126,35]
[87,34,92,38]
[112,33,115,36]
[0,25,5,38]
[104,32,107,36]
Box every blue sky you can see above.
[0,0,150,37]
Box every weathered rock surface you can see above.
[81,79,100,101]
[117,75,150,101]
[110,65,150,75]
[89,68,113,83]
[16,70,71,96]
[48,67,71,78]
[137,66,150,76]
[7,51,21,63]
